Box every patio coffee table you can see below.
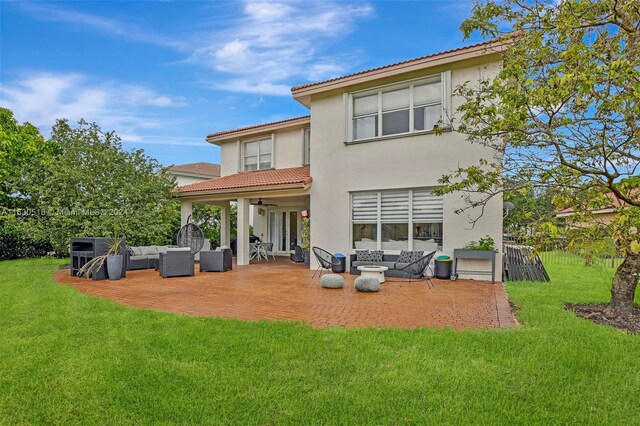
[357,265,389,283]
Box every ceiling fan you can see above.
[251,198,277,207]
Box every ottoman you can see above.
[355,276,380,292]
[321,274,344,289]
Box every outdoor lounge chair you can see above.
[158,248,194,278]
[311,246,341,279]
[396,251,436,288]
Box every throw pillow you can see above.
[355,250,371,262]
[398,250,425,263]
[410,250,425,262]
[397,250,415,263]
[370,250,384,262]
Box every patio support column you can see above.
[220,201,231,247]
[180,201,192,227]
[236,197,250,266]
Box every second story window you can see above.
[349,72,450,142]
[243,137,272,171]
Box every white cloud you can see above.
[190,1,373,94]
[15,1,374,96]
[0,71,186,135]
[120,135,205,147]
[16,2,186,50]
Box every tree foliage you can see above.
[192,203,237,246]
[0,108,52,210]
[440,0,640,316]
[27,119,181,252]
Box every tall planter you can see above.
[106,255,123,280]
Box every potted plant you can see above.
[453,235,498,282]
[300,217,311,265]
[77,237,125,280]
[105,237,125,280]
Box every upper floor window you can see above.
[243,137,272,171]
[349,72,450,142]
[303,128,311,165]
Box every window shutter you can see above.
[352,192,378,222]
[381,191,409,222]
[412,190,443,222]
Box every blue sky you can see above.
[1,0,482,166]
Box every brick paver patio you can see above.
[55,257,515,330]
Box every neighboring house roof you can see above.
[291,37,511,107]
[207,116,310,144]
[178,165,312,196]
[167,162,221,179]
[555,192,632,216]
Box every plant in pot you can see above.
[462,236,497,252]
[452,235,498,282]
[300,217,311,265]
[77,237,125,280]
[105,237,125,280]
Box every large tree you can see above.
[0,108,52,211]
[438,0,639,317]
[29,119,180,253]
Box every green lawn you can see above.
[1,258,639,424]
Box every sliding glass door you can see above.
[267,209,302,254]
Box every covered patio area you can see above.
[177,165,312,266]
[55,258,516,330]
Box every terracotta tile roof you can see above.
[291,38,507,92]
[556,191,635,215]
[207,116,310,139]
[168,162,221,178]
[178,165,311,195]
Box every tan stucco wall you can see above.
[274,128,307,169]
[308,59,503,280]
[173,174,211,187]
[218,127,308,176]
[220,141,240,176]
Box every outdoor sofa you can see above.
[349,250,433,278]
[127,245,177,270]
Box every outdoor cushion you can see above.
[168,247,191,252]
[355,250,372,262]
[321,274,344,289]
[352,261,396,269]
[140,246,159,256]
[370,250,384,262]
[397,250,424,263]
[355,276,380,292]
[156,246,169,253]
[129,255,147,261]
[130,246,143,256]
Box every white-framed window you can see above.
[351,188,443,251]
[243,136,273,171]
[303,128,311,165]
[347,71,451,142]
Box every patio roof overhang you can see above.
[176,165,312,201]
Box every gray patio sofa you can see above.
[127,245,176,270]
[349,252,428,278]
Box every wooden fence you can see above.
[502,236,624,270]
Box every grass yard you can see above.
[1,258,639,424]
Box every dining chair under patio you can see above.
[311,246,341,279]
[262,242,276,260]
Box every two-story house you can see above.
[178,39,505,279]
